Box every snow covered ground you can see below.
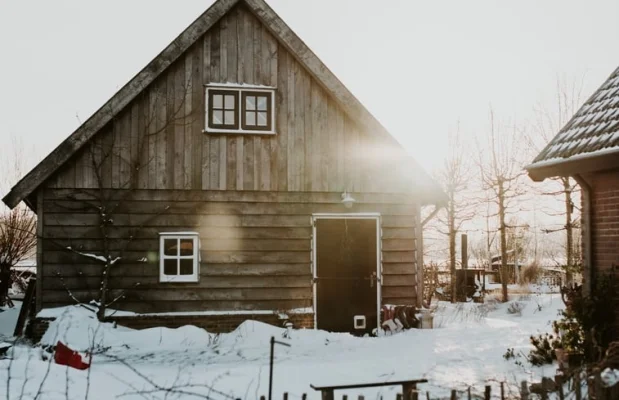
[1,293,565,399]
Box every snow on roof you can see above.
[528,66,619,169]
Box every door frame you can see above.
[311,213,382,332]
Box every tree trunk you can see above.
[449,200,457,303]
[97,262,110,321]
[498,181,509,302]
[0,264,12,307]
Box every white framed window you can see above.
[159,232,200,283]
[205,84,276,135]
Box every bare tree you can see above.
[47,68,196,320]
[526,76,586,285]
[0,136,38,307]
[433,126,476,302]
[0,208,37,306]
[478,109,527,302]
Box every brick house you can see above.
[526,66,619,317]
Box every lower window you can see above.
[159,233,199,283]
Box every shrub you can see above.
[521,264,541,284]
[507,301,526,316]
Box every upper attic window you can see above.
[205,84,275,134]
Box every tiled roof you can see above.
[529,66,619,167]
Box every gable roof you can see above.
[526,66,619,181]
[3,0,444,209]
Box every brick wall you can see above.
[587,170,619,276]
[584,169,619,340]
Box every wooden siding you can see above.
[46,3,408,195]
[41,189,418,313]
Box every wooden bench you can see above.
[310,379,428,400]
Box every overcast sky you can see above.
[1,0,618,186]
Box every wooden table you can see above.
[310,378,428,400]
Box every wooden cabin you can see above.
[2,0,444,334]
[527,65,619,339]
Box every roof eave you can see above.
[526,147,619,181]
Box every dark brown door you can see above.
[315,218,378,334]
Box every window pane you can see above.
[257,96,268,111]
[212,94,223,109]
[225,111,235,125]
[179,239,193,256]
[164,259,177,275]
[225,95,236,109]
[163,239,177,256]
[257,112,268,126]
[245,111,256,126]
[179,259,194,275]
[213,110,223,125]
[246,96,256,111]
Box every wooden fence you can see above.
[251,378,619,400]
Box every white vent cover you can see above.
[354,315,366,330]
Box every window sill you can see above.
[203,129,277,136]
[159,275,199,284]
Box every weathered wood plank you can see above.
[147,89,158,189]
[201,35,211,190]
[173,60,186,189]
[382,286,416,299]
[191,43,203,190]
[44,275,311,291]
[156,78,168,189]
[227,135,237,190]
[44,200,416,216]
[382,263,416,275]
[203,250,309,264]
[382,228,416,239]
[275,44,288,190]
[44,287,312,302]
[382,251,416,263]
[327,96,338,192]
[243,135,254,189]
[68,300,311,314]
[44,189,416,204]
[137,93,149,189]
[184,51,194,189]
[45,213,311,229]
[44,226,312,240]
[382,275,417,287]
[303,72,313,191]
[129,103,140,190]
[43,263,311,278]
[45,238,310,253]
[382,239,416,252]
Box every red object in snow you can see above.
[54,341,91,370]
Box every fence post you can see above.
[283,394,288,400]
[467,387,471,400]
[451,389,457,400]
[500,382,505,400]
[484,385,491,400]
[426,392,430,400]
[556,375,564,400]
[520,381,529,400]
